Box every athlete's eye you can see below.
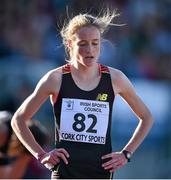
[79,43,86,46]
[92,43,99,46]
[78,41,87,46]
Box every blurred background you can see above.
[0,0,171,178]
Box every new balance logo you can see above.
[96,93,108,101]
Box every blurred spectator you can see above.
[0,120,50,179]
[0,110,13,164]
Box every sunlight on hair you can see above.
[60,8,125,61]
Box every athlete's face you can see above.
[69,26,101,67]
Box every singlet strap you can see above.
[62,63,109,74]
[62,64,71,74]
[99,64,110,73]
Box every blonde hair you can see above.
[60,9,122,59]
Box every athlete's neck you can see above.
[71,62,100,80]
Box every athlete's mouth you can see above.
[85,56,94,60]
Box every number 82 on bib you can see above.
[60,98,110,145]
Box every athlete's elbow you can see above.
[11,114,19,132]
[141,110,154,128]
[148,112,154,128]
[11,112,25,132]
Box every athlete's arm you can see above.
[102,68,153,172]
[11,69,69,169]
[112,69,153,153]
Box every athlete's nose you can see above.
[86,44,93,54]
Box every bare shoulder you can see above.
[108,67,125,80]
[45,66,63,84]
[108,67,133,95]
[34,66,63,96]
[108,67,128,85]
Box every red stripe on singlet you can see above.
[99,64,110,73]
[62,64,71,74]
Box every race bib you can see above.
[60,98,109,144]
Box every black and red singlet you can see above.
[53,63,115,179]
